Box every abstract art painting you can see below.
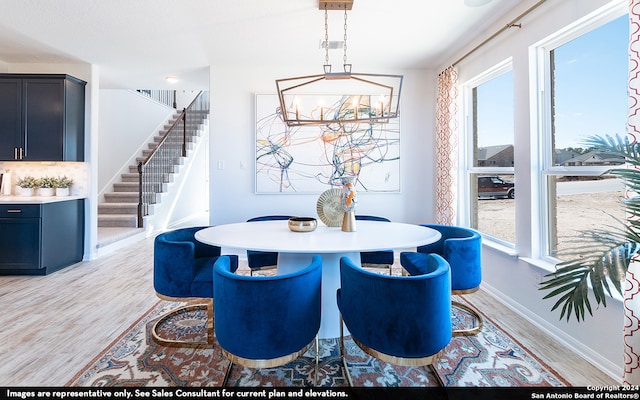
[255,94,400,193]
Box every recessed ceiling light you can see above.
[166,76,178,83]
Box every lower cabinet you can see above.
[0,199,84,275]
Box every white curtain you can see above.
[435,66,459,225]
[624,0,640,385]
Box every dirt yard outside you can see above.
[477,179,626,256]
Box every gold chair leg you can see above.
[428,363,446,386]
[362,263,394,276]
[339,316,353,387]
[452,300,483,336]
[151,300,214,348]
[222,361,233,387]
[314,335,319,387]
[207,298,214,345]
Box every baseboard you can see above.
[480,282,622,382]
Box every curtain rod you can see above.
[451,0,548,68]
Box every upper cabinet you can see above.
[0,74,86,162]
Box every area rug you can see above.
[67,297,569,387]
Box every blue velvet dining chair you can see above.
[214,254,322,386]
[153,226,238,347]
[245,215,293,275]
[356,215,395,275]
[401,224,483,336]
[337,255,452,386]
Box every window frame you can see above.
[530,1,627,264]
[460,58,516,249]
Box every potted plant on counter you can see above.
[15,176,37,196]
[36,176,56,197]
[54,176,73,196]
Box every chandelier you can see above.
[275,0,403,127]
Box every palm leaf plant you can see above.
[540,134,640,321]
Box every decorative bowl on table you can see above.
[288,217,317,232]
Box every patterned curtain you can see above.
[624,0,640,385]
[435,66,459,225]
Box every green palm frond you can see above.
[539,134,640,322]
[540,233,638,321]
[583,134,640,165]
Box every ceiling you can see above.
[0,0,526,89]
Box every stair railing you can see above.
[136,89,177,108]
[137,91,209,227]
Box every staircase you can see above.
[98,103,209,229]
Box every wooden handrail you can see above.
[137,91,209,227]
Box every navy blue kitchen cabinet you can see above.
[0,200,84,275]
[0,74,86,161]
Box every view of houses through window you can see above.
[543,13,627,260]
[463,10,628,259]
[467,65,516,244]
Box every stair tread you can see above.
[98,108,208,231]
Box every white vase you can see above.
[16,186,33,196]
[55,187,70,197]
[37,187,55,197]
[340,175,357,232]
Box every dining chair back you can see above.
[402,224,483,336]
[214,254,322,385]
[355,215,395,274]
[153,226,238,347]
[337,255,452,385]
[245,215,293,275]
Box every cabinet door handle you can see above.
[14,147,17,160]
[19,147,24,160]
[7,210,22,213]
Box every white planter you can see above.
[16,186,34,196]
[55,187,70,197]
[37,187,55,197]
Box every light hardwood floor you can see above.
[0,233,620,386]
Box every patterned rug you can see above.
[68,297,569,387]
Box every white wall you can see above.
[175,90,201,110]
[446,0,625,380]
[98,90,175,198]
[208,66,436,226]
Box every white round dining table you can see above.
[195,220,441,339]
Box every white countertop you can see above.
[0,195,87,204]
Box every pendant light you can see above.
[275,0,403,127]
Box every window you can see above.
[463,61,516,245]
[535,10,628,261]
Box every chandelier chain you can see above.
[343,8,348,67]
[324,8,329,66]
